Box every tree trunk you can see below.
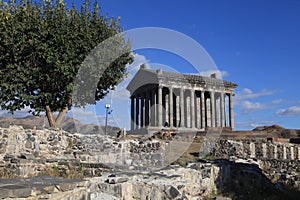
[45,105,56,127]
[55,106,69,128]
[55,99,71,127]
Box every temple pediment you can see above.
[126,65,159,95]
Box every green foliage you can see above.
[0,0,133,125]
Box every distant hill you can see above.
[0,115,120,135]
[1,116,298,138]
[253,124,300,138]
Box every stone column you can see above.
[220,93,225,127]
[262,143,267,158]
[196,94,201,128]
[180,88,185,128]
[250,142,255,158]
[176,94,180,127]
[215,96,219,127]
[131,96,135,130]
[169,87,173,128]
[274,145,278,159]
[291,147,295,160]
[210,91,215,127]
[158,86,163,127]
[229,93,234,130]
[201,91,205,129]
[140,94,145,128]
[190,89,195,128]
[151,89,156,127]
[145,91,150,127]
[165,93,169,125]
[135,96,139,129]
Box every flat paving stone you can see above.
[0,176,87,199]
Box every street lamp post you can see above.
[105,104,111,136]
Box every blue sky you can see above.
[1,0,300,130]
[96,0,300,130]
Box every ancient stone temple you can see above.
[126,65,238,134]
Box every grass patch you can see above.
[38,164,87,179]
[0,167,17,179]
[67,138,74,150]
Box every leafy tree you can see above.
[0,0,133,127]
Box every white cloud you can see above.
[199,70,229,79]
[234,88,276,114]
[276,106,300,116]
[105,53,149,103]
[70,107,98,124]
[240,101,267,113]
[235,88,276,102]
[272,99,283,104]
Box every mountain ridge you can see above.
[0,115,120,135]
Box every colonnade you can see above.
[130,85,235,131]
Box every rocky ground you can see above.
[0,121,299,199]
[0,159,299,199]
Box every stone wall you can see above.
[208,139,300,161]
[258,159,300,189]
[206,139,300,189]
[0,126,167,177]
[78,135,164,170]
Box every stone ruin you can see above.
[0,125,299,199]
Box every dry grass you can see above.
[0,167,18,179]
[38,165,86,179]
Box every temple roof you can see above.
[127,65,238,94]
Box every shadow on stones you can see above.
[213,159,300,200]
